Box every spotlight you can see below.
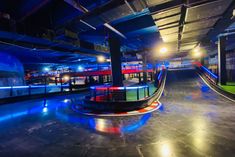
[43,107,48,113]
[192,47,202,58]
[43,67,50,72]
[78,66,84,72]
[160,47,168,54]
[97,55,105,62]
[63,75,70,81]
[63,99,70,103]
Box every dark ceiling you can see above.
[0,0,234,66]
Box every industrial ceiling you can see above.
[0,0,234,66]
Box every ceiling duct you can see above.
[100,0,146,23]
[145,0,172,7]
[65,0,146,39]
[64,0,88,13]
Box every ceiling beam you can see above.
[177,3,187,52]
[19,0,51,22]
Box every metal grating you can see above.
[180,44,196,51]
[159,26,178,36]
[162,33,178,42]
[181,41,198,46]
[183,17,219,33]
[152,7,181,20]
[155,14,180,27]
[185,0,233,23]
[158,22,179,29]
[100,4,133,23]
[129,0,147,12]
[182,28,210,40]
[146,0,172,7]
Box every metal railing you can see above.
[89,85,154,101]
[0,84,71,99]
[200,66,218,84]
[87,68,165,102]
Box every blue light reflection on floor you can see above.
[0,105,45,123]
[0,99,68,123]
[0,97,153,134]
[56,111,152,134]
[121,113,151,133]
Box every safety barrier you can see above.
[196,65,235,101]
[81,68,166,112]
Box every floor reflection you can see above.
[191,117,210,152]
[56,108,152,134]
[159,141,173,157]
[0,97,153,135]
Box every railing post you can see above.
[107,87,110,101]
[69,78,72,92]
[10,86,13,97]
[44,77,47,94]
[144,87,146,97]
[124,87,127,100]
[60,77,63,92]
[147,86,150,97]
[94,88,96,101]
[28,85,31,96]
[137,87,139,100]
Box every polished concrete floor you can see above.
[0,69,234,157]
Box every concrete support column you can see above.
[218,36,227,85]
[108,36,123,86]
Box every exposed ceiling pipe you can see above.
[80,19,96,30]
[104,23,126,39]
[64,0,126,39]
[124,0,136,14]
[64,0,88,13]
[19,0,51,22]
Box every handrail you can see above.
[199,65,218,84]
[82,69,167,112]
[0,83,78,100]
[87,68,165,102]
[0,84,69,90]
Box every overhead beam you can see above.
[177,3,187,52]
[19,0,51,22]
[0,38,108,57]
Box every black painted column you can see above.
[98,75,103,84]
[138,73,141,83]
[109,36,123,86]
[218,36,227,85]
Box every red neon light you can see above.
[192,61,202,67]
[61,69,154,77]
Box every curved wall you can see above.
[0,52,25,98]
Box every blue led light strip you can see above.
[201,66,218,79]
[90,85,148,90]
[157,70,163,80]
[0,84,69,90]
